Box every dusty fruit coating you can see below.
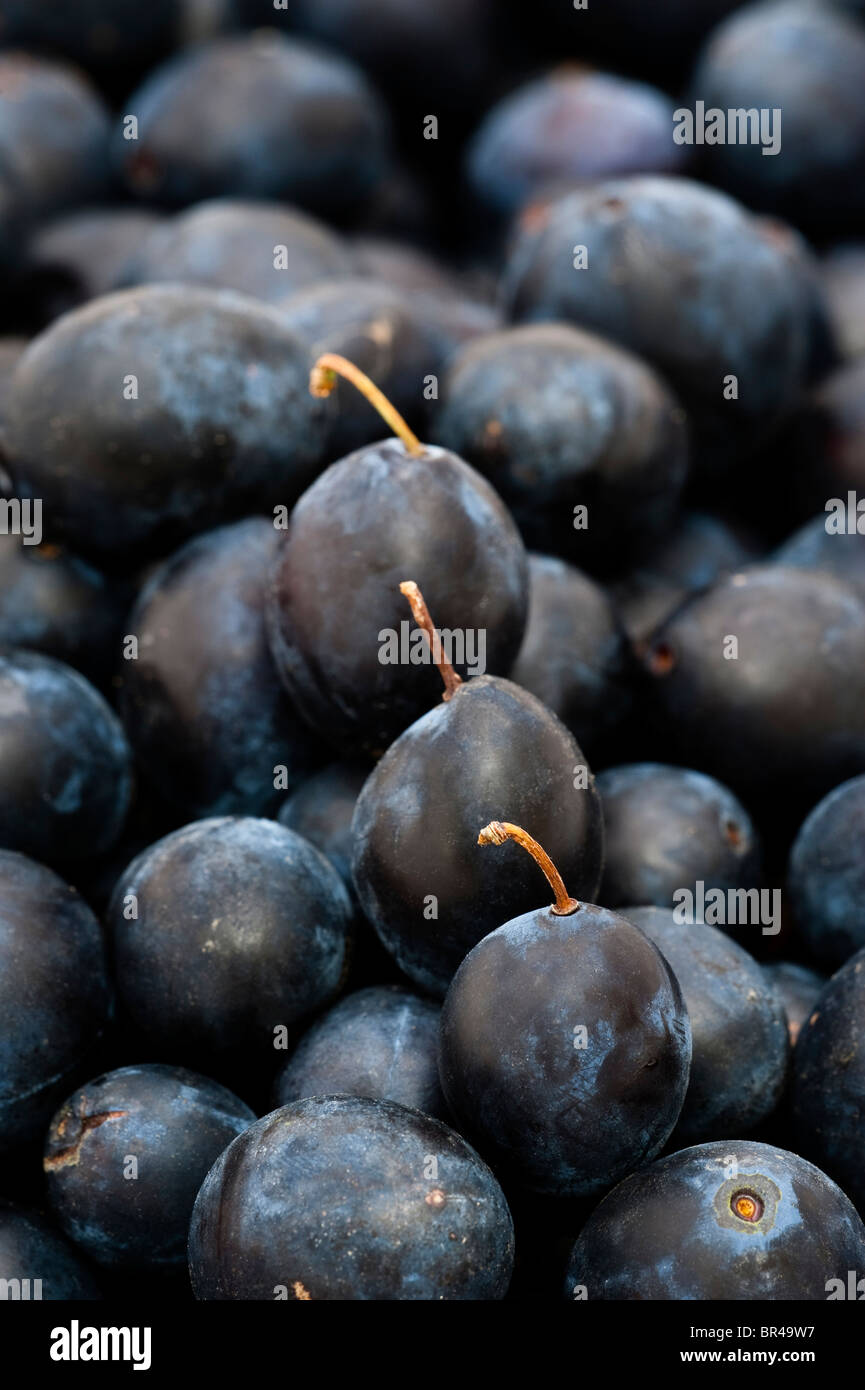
[189,1096,515,1300]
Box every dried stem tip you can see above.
[478,821,579,916]
[309,352,425,456]
[399,580,463,702]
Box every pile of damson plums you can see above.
[3,0,865,1303]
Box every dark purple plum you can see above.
[277,762,368,895]
[0,52,110,220]
[624,906,789,1143]
[0,650,132,865]
[467,67,687,220]
[565,1140,865,1299]
[267,360,528,759]
[787,775,865,968]
[597,764,761,911]
[503,177,810,466]
[0,537,128,686]
[508,554,634,759]
[691,0,865,229]
[113,32,392,222]
[772,515,865,602]
[821,244,865,362]
[119,198,352,304]
[0,851,111,1153]
[0,1203,101,1299]
[189,1095,514,1300]
[438,823,690,1197]
[643,567,865,817]
[792,947,865,1213]
[3,285,326,565]
[352,585,603,996]
[274,985,445,1119]
[118,518,317,821]
[44,1064,255,1271]
[763,961,826,1048]
[435,322,688,570]
[108,817,352,1080]
[23,208,164,322]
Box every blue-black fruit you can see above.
[277,762,368,895]
[773,515,865,603]
[0,537,128,686]
[274,985,445,1118]
[3,285,326,564]
[792,946,865,1212]
[508,554,634,760]
[788,776,865,970]
[113,32,392,222]
[44,1064,255,1271]
[22,208,164,327]
[0,649,132,865]
[565,1140,865,1299]
[189,1095,514,1300]
[467,67,686,221]
[503,177,809,465]
[623,907,788,1143]
[691,0,865,229]
[438,823,690,1197]
[644,566,865,816]
[108,817,352,1076]
[0,1203,101,1299]
[435,322,688,570]
[763,961,825,1048]
[598,764,761,912]
[352,586,603,996]
[118,518,316,821]
[267,359,529,759]
[119,198,352,305]
[0,851,111,1153]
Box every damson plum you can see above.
[278,279,440,458]
[438,824,690,1197]
[188,1096,514,1300]
[772,516,865,602]
[277,763,369,895]
[23,208,165,324]
[108,818,352,1080]
[763,961,825,1048]
[0,851,111,1153]
[119,199,352,305]
[0,537,128,686]
[508,554,634,760]
[565,1141,865,1299]
[3,285,326,564]
[267,357,528,759]
[113,33,392,222]
[597,764,761,911]
[0,53,110,220]
[118,518,316,821]
[435,323,688,570]
[0,650,132,865]
[466,68,686,221]
[787,776,865,969]
[352,585,603,996]
[274,985,445,1118]
[792,948,865,1213]
[644,567,865,818]
[691,0,865,229]
[0,1203,101,1299]
[503,177,809,465]
[44,1065,255,1271]
[623,907,788,1143]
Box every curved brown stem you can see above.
[478,821,579,915]
[309,353,425,456]
[399,581,463,702]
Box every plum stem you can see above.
[478,821,579,915]
[310,353,425,456]
[399,580,463,702]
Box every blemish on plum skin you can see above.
[426,1188,447,1210]
[43,1110,128,1171]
